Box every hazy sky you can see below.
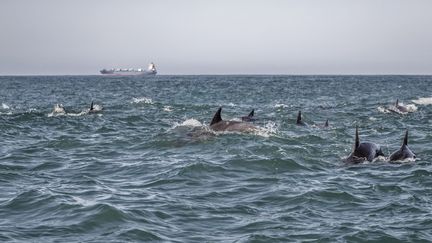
[1,0,431,75]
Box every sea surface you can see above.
[1,75,432,242]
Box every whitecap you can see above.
[132,97,153,104]
[163,106,173,112]
[377,106,391,114]
[1,103,10,109]
[48,112,66,117]
[274,104,289,109]
[412,97,432,105]
[67,111,88,117]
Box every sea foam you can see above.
[412,97,432,105]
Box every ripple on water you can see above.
[0,75,432,242]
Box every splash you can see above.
[404,104,418,112]
[412,97,432,105]
[212,121,278,138]
[68,111,88,117]
[254,121,279,138]
[171,119,204,129]
[48,104,66,116]
[377,106,391,114]
[90,104,103,112]
[132,97,153,104]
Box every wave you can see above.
[177,162,227,177]
[119,228,163,241]
[412,97,432,105]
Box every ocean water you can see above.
[0,75,431,242]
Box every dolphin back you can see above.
[389,130,416,162]
[248,109,254,118]
[210,107,223,126]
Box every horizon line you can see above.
[1,73,432,77]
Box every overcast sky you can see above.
[1,0,431,75]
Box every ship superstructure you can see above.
[100,63,157,75]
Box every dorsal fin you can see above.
[396,99,399,106]
[90,101,94,110]
[248,109,254,117]
[324,119,329,127]
[355,126,360,149]
[210,107,223,126]
[296,111,302,124]
[403,130,408,146]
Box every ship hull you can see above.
[100,63,157,76]
[100,71,157,76]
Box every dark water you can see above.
[1,75,432,242]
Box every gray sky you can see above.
[1,0,431,75]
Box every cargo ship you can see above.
[100,63,157,76]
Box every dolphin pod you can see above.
[208,107,416,163]
[49,101,418,163]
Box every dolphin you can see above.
[210,107,257,132]
[388,99,409,114]
[296,111,307,126]
[344,126,385,163]
[318,119,329,128]
[395,99,409,113]
[241,109,256,122]
[88,101,102,113]
[389,130,416,162]
[313,119,329,128]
